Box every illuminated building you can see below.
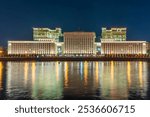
[8,41,56,55]
[55,42,64,55]
[64,32,96,56]
[95,42,101,54]
[0,47,5,56]
[6,26,148,56]
[33,28,62,42]
[101,41,147,54]
[146,42,150,54]
[101,27,127,42]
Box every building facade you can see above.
[101,41,147,55]
[95,42,101,54]
[8,41,56,55]
[101,27,127,42]
[55,42,64,55]
[64,32,96,56]
[33,28,62,42]
[146,42,150,54]
[0,47,5,56]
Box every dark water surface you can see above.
[0,61,150,100]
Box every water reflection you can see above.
[24,62,29,87]
[31,62,63,99]
[55,62,59,81]
[64,62,69,87]
[110,61,114,81]
[32,62,36,86]
[84,61,88,86]
[0,62,3,91]
[0,61,149,100]
[127,62,131,87]
[139,61,143,88]
[79,62,83,80]
[95,62,99,87]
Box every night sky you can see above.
[0,0,150,46]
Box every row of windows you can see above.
[9,52,55,54]
[11,47,55,51]
[10,50,55,54]
[102,48,144,54]
[65,39,94,41]
[103,51,143,54]
[64,52,95,54]
[11,43,55,46]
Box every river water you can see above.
[0,61,150,100]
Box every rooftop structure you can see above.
[101,27,127,42]
[33,28,62,42]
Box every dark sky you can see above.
[0,0,150,46]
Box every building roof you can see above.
[8,41,56,43]
[101,41,147,43]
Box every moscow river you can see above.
[0,61,150,100]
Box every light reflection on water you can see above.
[0,61,150,100]
[0,62,3,91]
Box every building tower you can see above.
[101,27,127,42]
[64,32,96,56]
[33,28,62,42]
